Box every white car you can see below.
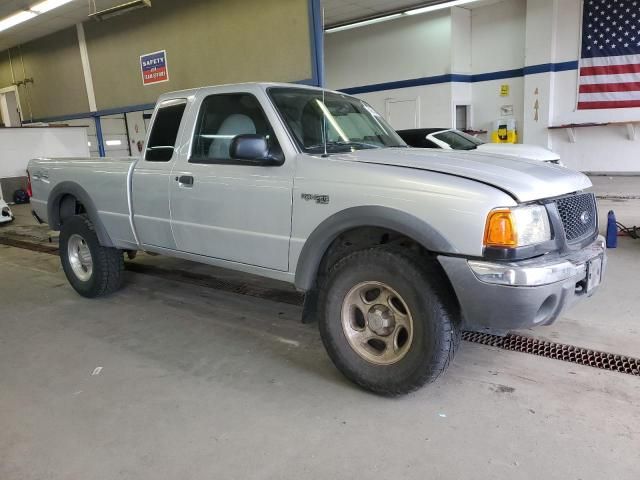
[397,128,563,165]
[0,199,14,224]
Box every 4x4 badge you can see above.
[301,193,330,205]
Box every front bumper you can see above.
[438,236,606,331]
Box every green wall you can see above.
[18,28,90,120]
[0,29,90,120]
[0,52,14,88]
[0,0,313,120]
[85,0,313,110]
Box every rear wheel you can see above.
[59,215,124,298]
[319,247,461,396]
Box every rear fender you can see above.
[47,181,115,247]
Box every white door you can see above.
[0,88,21,127]
[385,98,418,130]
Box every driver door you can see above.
[169,91,293,271]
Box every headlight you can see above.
[484,205,551,248]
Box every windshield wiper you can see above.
[305,140,381,152]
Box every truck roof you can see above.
[156,82,341,105]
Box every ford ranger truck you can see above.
[28,83,606,396]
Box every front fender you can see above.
[293,205,457,291]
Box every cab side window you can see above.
[144,100,187,162]
[190,93,280,163]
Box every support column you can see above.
[76,23,104,157]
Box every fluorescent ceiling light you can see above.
[325,13,402,33]
[325,0,480,33]
[105,139,122,146]
[0,0,74,33]
[31,0,75,14]
[405,0,478,15]
[0,10,37,33]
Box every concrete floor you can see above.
[1,178,640,479]
[1,245,639,480]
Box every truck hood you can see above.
[476,143,561,162]
[337,148,591,202]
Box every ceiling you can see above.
[0,0,503,52]
[323,0,445,27]
[0,0,125,51]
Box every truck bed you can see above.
[29,157,139,249]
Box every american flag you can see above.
[578,0,640,109]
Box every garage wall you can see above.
[326,10,451,89]
[0,0,317,121]
[324,2,528,133]
[0,29,90,121]
[523,0,640,172]
[470,0,526,138]
[84,0,314,110]
[326,0,639,172]
[0,53,14,87]
[325,9,454,128]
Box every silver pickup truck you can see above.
[28,82,606,395]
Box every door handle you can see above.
[176,175,194,187]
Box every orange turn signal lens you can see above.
[484,209,517,247]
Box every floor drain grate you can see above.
[462,331,640,376]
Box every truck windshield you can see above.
[268,87,406,154]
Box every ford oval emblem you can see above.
[580,211,590,224]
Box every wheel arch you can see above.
[294,206,457,291]
[47,181,115,247]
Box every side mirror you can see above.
[229,134,284,166]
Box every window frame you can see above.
[143,98,188,162]
[188,92,283,166]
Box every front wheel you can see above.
[59,215,124,298]
[319,247,461,396]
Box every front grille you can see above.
[555,193,597,243]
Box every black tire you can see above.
[59,215,124,298]
[318,247,461,396]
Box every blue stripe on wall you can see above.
[339,61,580,95]
[29,60,581,124]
